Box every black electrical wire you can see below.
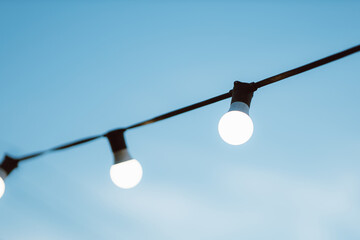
[125,92,231,129]
[17,135,102,161]
[9,44,360,162]
[254,44,360,89]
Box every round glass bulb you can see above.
[218,110,254,145]
[0,176,5,199]
[110,159,143,189]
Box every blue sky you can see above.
[1,1,360,239]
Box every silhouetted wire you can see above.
[125,92,231,129]
[12,44,360,162]
[17,135,103,161]
[254,44,360,89]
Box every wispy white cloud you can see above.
[217,165,360,240]
[96,165,360,240]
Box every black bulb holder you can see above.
[230,81,257,107]
[106,129,133,164]
[0,155,19,178]
[106,129,127,153]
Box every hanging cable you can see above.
[125,92,231,129]
[254,44,360,89]
[17,135,103,161]
[6,44,360,162]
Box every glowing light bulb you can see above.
[106,129,143,189]
[110,159,143,189]
[0,177,5,199]
[218,101,254,145]
[0,169,6,199]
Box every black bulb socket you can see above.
[230,81,257,107]
[0,155,19,177]
[106,129,127,153]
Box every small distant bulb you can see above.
[218,101,254,145]
[106,130,143,189]
[0,174,5,199]
[110,159,143,189]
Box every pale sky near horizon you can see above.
[1,1,360,239]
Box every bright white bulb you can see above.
[0,177,5,199]
[218,102,254,145]
[110,159,143,189]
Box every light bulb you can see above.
[110,159,143,189]
[106,129,143,189]
[0,176,5,199]
[218,101,254,145]
[0,169,6,199]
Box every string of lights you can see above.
[0,44,359,197]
